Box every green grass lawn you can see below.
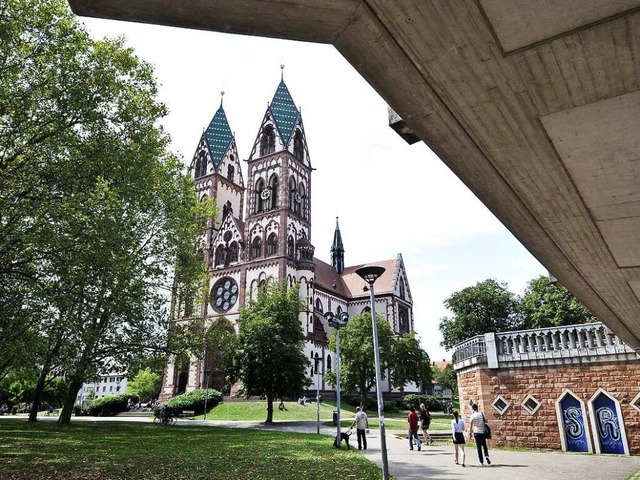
[202,400,454,431]
[0,418,390,480]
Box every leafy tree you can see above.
[390,332,431,396]
[0,0,213,425]
[127,368,162,403]
[326,313,394,411]
[232,282,309,423]
[438,279,520,350]
[520,275,596,329]
[433,363,458,397]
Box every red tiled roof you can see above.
[313,257,350,297]
[313,257,399,299]
[432,360,450,372]
[341,258,398,298]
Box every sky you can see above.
[80,16,546,362]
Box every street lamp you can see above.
[203,370,210,420]
[314,356,322,434]
[356,265,389,480]
[324,310,349,448]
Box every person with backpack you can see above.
[419,403,433,445]
[469,403,491,466]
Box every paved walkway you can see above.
[10,416,640,479]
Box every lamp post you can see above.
[356,265,389,480]
[314,357,322,434]
[203,370,210,420]
[324,310,349,448]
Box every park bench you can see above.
[179,410,195,419]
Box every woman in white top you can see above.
[451,411,466,467]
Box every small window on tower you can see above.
[267,234,278,256]
[255,178,265,214]
[260,125,276,156]
[287,236,294,258]
[227,164,234,182]
[251,237,262,260]
[294,129,304,159]
[214,245,225,266]
[228,242,239,263]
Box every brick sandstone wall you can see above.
[457,360,640,454]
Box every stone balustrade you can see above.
[454,322,638,370]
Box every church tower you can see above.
[190,94,244,272]
[243,67,313,298]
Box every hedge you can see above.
[154,388,223,416]
[88,393,130,416]
[402,394,444,411]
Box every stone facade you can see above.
[455,323,640,455]
[161,77,416,400]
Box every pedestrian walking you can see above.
[419,403,433,444]
[407,406,422,451]
[351,406,369,451]
[469,403,491,466]
[451,410,466,466]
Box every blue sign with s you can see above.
[560,394,589,452]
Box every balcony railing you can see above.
[454,322,637,370]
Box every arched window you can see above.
[289,176,297,211]
[362,306,371,314]
[293,129,304,159]
[267,233,278,256]
[251,237,262,260]
[228,242,239,263]
[326,355,332,372]
[287,236,295,258]
[298,183,306,218]
[227,164,234,182]
[222,200,232,219]
[399,278,406,299]
[269,174,278,209]
[214,245,225,266]
[315,298,323,313]
[260,125,276,156]
[336,306,342,316]
[398,306,410,334]
[194,151,206,178]
[255,178,265,214]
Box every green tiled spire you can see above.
[269,79,299,146]
[204,103,233,170]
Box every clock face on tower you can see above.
[260,188,271,200]
[293,191,302,203]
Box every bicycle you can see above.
[153,407,178,426]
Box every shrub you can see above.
[402,394,443,411]
[88,393,130,416]
[154,388,223,416]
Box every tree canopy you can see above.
[439,279,521,350]
[0,0,212,424]
[232,282,309,423]
[439,276,597,349]
[520,275,596,329]
[327,313,394,410]
[390,332,431,396]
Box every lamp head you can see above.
[323,311,334,322]
[356,265,386,285]
[339,311,349,323]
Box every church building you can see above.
[161,74,416,399]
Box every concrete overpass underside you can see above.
[68,0,640,351]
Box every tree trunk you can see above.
[265,394,274,423]
[360,389,367,412]
[57,376,83,426]
[28,365,50,422]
